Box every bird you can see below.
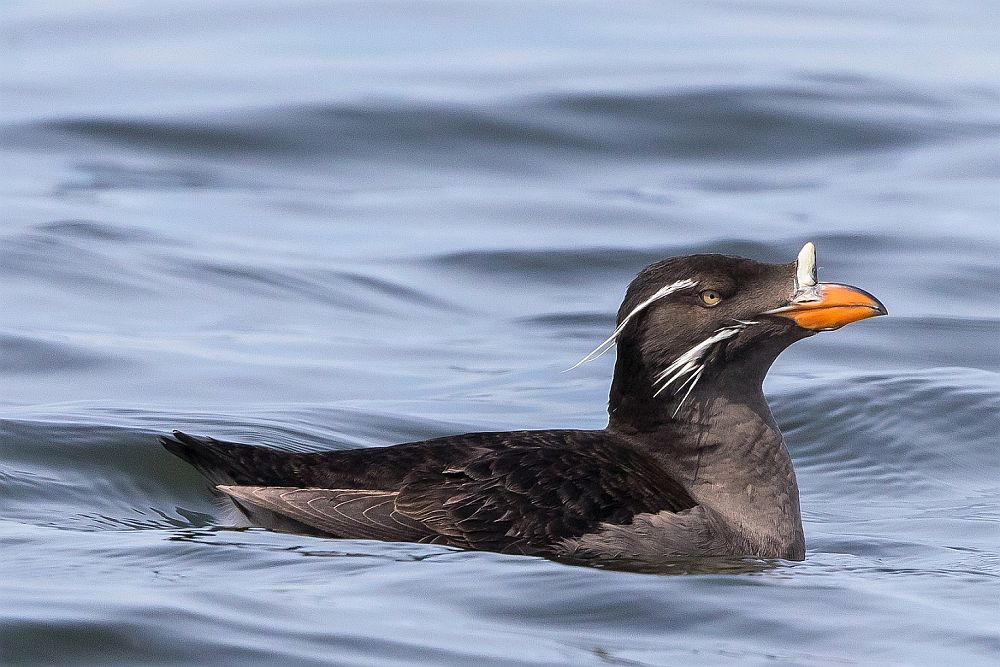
[162,242,885,563]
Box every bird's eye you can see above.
[699,289,722,307]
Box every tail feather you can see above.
[160,430,297,486]
[161,430,331,533]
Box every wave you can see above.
[0,333,117,374]
[774,367,1000,505]
[7,79,991,170]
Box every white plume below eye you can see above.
[654,324,748,416]
[796,241,817,289]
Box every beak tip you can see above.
[860,289,888,318]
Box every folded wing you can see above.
[218,435,697,556]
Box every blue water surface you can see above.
[1,2,998,665]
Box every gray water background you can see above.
[1,1,998,665]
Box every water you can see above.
[2,1,998,664]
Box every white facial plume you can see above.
[568,278,698,370]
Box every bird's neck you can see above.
[607,350,805,559]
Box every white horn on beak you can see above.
[796,242,817,289]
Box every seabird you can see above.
[162,242,885,563]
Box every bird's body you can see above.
[162,243,885,564]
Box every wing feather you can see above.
[216,431,697,556]
[218,486,435,544]
[394,437,696,555]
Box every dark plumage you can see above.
[162,243,885,563]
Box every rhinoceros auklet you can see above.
[162,242,885,562]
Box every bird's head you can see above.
[587,242,886,430]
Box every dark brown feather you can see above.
[165,429,696,554]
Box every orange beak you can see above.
[765,283,887,331]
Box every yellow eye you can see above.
[700,289,722,307]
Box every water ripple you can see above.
[12,81,991,169]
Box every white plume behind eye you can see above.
[567,278,697,371]
[796,241,817,289]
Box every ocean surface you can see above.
[2,1,998,664]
